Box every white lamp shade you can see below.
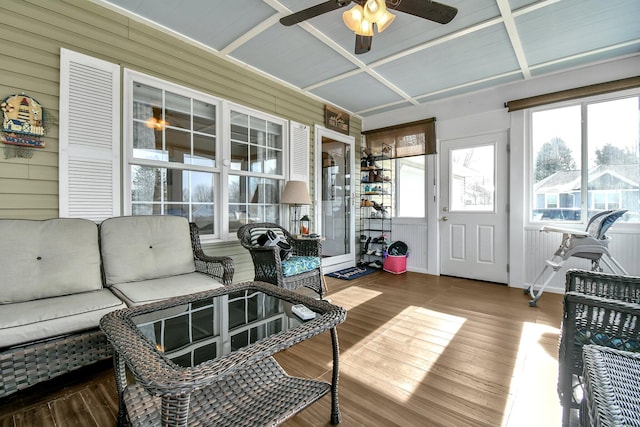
[342,4,364,32]
[281,180,311,205]
[363,0,386,23]
[355,17,374,36]
[376,10,396,33]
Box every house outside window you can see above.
[591,190,621,211]
[545,193,558,209]
[531,92,639,223]
[125,70,286,238]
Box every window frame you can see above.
[123,70,288,241]
[527,87,640,225]
[394,155,427,219]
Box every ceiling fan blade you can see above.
[388,0,458,24]
[280,0,351,26]
[355,34,372,54]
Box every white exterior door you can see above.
[314,125,356,273]
[440,132,508,283]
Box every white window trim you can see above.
[224,101,289,234]
[527,87,640,227]
[123,69,223,238]
[123,69,290,242]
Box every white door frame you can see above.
[438,131,509,283]
[314,125,356,273]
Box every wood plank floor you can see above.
[0,272,569,426]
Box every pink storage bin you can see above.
[383,254,407,274]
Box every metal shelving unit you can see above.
[359,145,392,269]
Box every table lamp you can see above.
[281,180,311,234]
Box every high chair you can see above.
[525,209,628,307]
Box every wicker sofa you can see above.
[558,269,640,426]
[0,215,234,398]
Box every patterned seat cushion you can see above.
[282,256,321,277]
[575,328,640,352]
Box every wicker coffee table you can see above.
[581,345,640,427]
[100,281,346,426]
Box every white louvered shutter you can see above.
[289,121,309,182]
[59,48,120,221]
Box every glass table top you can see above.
[131,289,317,367]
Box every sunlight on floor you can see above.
[502,322,562,427]
[329,286,382,310]
[342,306,466,403]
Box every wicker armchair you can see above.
[237,222,325,298]
[558,269,640,426]
[189,223,235,285]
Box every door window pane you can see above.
[450,145,495,211]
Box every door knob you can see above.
[441,216,448,221]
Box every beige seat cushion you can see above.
[0,218,102,304]
[100,216,196,286]
[0,289,126,347]
[109,272,224,306]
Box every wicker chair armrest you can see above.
[247,246,286,285]
[289,237,322,257]
[560,292,640,365]
[565,269,640,302]
[189,223,234,285]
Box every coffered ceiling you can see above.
[97,0,640,117]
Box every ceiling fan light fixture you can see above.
[342,4,364,32]
[356,17,374,37]
[376,10,396,33]
[363,0,386,23]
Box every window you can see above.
[227,107,285,234]
[363,118,435,219]
[530,92,639,223]
[545,194,558,209]
[396,156,425,217]
[125,71,286,238]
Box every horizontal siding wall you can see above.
[524,226,640,292]
[0,0,361,279]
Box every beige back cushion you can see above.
[0,218,102,304]
[100,216,195,286]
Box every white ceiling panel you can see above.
[516,0,640,66]
[99,0,640,117]
[375,24,520,97]
[105,0,278,50]
[231,25,357,88]
[311,72,406,113]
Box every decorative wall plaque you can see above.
[1,94,46,149]
[324,105,349,135]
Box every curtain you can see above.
[362,118,436,157]
[505,76,640,112]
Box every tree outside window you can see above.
[531,94,639,222]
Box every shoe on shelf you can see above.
[363,237,371,252]
[368,260,383,269]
